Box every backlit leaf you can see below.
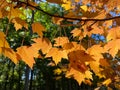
[45,48,68,64]
[102,78,112,86]
[54,37,69,47]
[17,46,39,68]
[106,27,120,41]
[0,48,19,64]
[80,5,88,12]
[66,67,85,85]
[104,39,120,57]
[66,67,92,85]
[68,50,94,72]
[32,37,52,54]
[32,22,45,37]
[12,17,28,30]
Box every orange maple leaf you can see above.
[12,17,28,30]
[0,31,10,48]
[83,24,104,37]
[0,31,19,64]
[54,37,69,47]
[68,50,94,72]
[106,27,120,41]
[45,48,68,64]
[66,67,92,85]
[8,4,22,19]
[87,45,105,61]
[104,39,120,57]
[71,28,84,40]
[63,42,85,54]
[17,46,39,68]
[32,22,45,37]
[0,48,19,64]
[31,37,52,54]
[99,59,110,67]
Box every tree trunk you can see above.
[24,65,30,90]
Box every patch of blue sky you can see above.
[91,34,105,42]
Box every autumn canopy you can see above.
[0,0,120,86]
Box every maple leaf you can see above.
[17,46,39,68]
[87,45,105,61]
[45,48,68,65]
[71,28,84,40]
[8,4,22,19]
[102,78,112,86]
[0,31,10,48]
[89,61,103,77]
[99,59,110,67]
[62,1,72,10]
[66,67,85,85]
[83,24,104,37]
[63,42,85,54]
[104,39,120,57]
[12,17,28,30]
[52,17,63,25]
[0,48,19,64]
[80,5,88,12]
[68,50,94,72]
[54,37,69,47]
[31,37,52,54]
[0,32,19,64]
[66,67,93,85]
[106,27,120,41]
[32,22,45,37]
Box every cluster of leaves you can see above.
[0,0,120,89]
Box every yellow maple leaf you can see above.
[12,17,28,30]
[45,48,68,64]
[103,78,112,86]
[62,1,72,10]
[54,68,62,75]
[32,22,45,37]
[80,5,88,12]
[17,46,39,68]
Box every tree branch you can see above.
[18,1,120,22]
